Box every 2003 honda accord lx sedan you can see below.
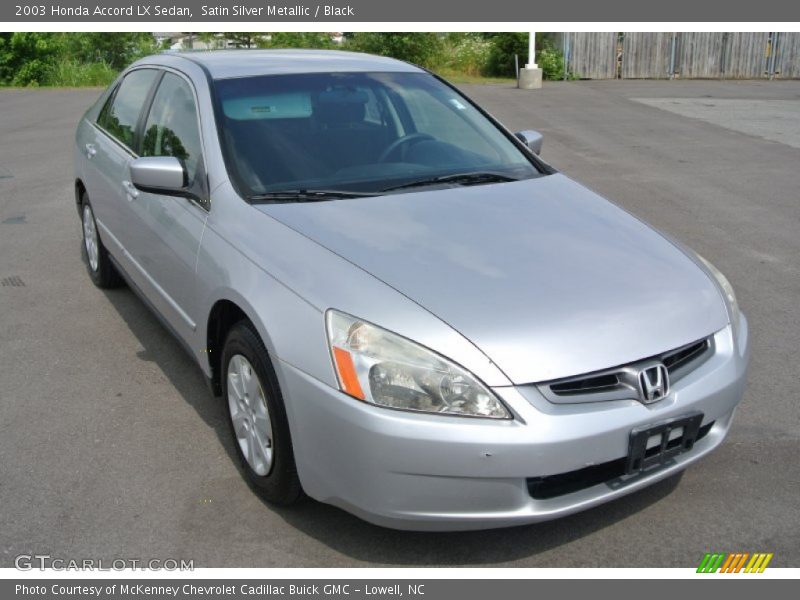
[74,50,749,530]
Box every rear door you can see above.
[82,68,160,262]
[123,70,209,343]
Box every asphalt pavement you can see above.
[1,79,798,567]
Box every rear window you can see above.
[98,69,159,149]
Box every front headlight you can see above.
[325,310,511,419]
[697,254,741,336]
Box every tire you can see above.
[80,193,123,289]
[222,320,303,505]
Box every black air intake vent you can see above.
[663,339,710,374]
[549,373,620,396]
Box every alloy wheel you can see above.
[82,204,99,272]
[227,354,274,476]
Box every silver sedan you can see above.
[74,50,749,530]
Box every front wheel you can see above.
[222,321,303,505]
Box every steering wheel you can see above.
[378,133,435,163]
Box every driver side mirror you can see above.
[129,157,188,196]
[515,130,544,155]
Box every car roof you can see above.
[163,49,425,79]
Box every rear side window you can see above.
[141,73,203,185]
[98,69,159,149]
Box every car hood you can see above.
[256,174,728,383]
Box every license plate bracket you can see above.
[626,411,704,475]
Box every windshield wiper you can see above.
[248,189,378,203]
[381,171,519,193]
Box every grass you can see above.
[42,60,118,87]
[435,69,518,85]
[0,60,119,88]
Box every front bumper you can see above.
[278,317,749,531]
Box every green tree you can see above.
[62,33,156,70]
[537,46,569,80]
[344,33,444,69]
[196,32,222,50]
[440,34,491,77]
[484,33,569,79]
[225,33,264,48]
[257,32,335,49]
[484,32,528,77]
[0,33,63,85]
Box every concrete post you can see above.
[519,32,543,89]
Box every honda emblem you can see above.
[638,364,669,403]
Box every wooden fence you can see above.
[561,32,617,80]
[774,32,800,79]
[621,32,673,79]
[558,32,800,80]
[722,32,771,78]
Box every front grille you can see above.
[526,422,714,500]
[539,336,714,404]
[663,339,710,376]
[550,373,620,396]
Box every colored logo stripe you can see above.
[697,552,773,573]
[745,553,773,573]
[720,553,749,573]
[697,553,725,573]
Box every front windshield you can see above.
[213,71,543,198]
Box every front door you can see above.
[123,71,209,343]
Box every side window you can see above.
[141,73,203,186]
[98,69,159,149]
[96,91,116,129]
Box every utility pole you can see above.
[527,32,538,70]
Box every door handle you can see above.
[122,180,139,200]
[85,143,97,159]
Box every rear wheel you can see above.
[222,321,303,505]
[80,194,122,288]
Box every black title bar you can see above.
[4,0,800,22]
